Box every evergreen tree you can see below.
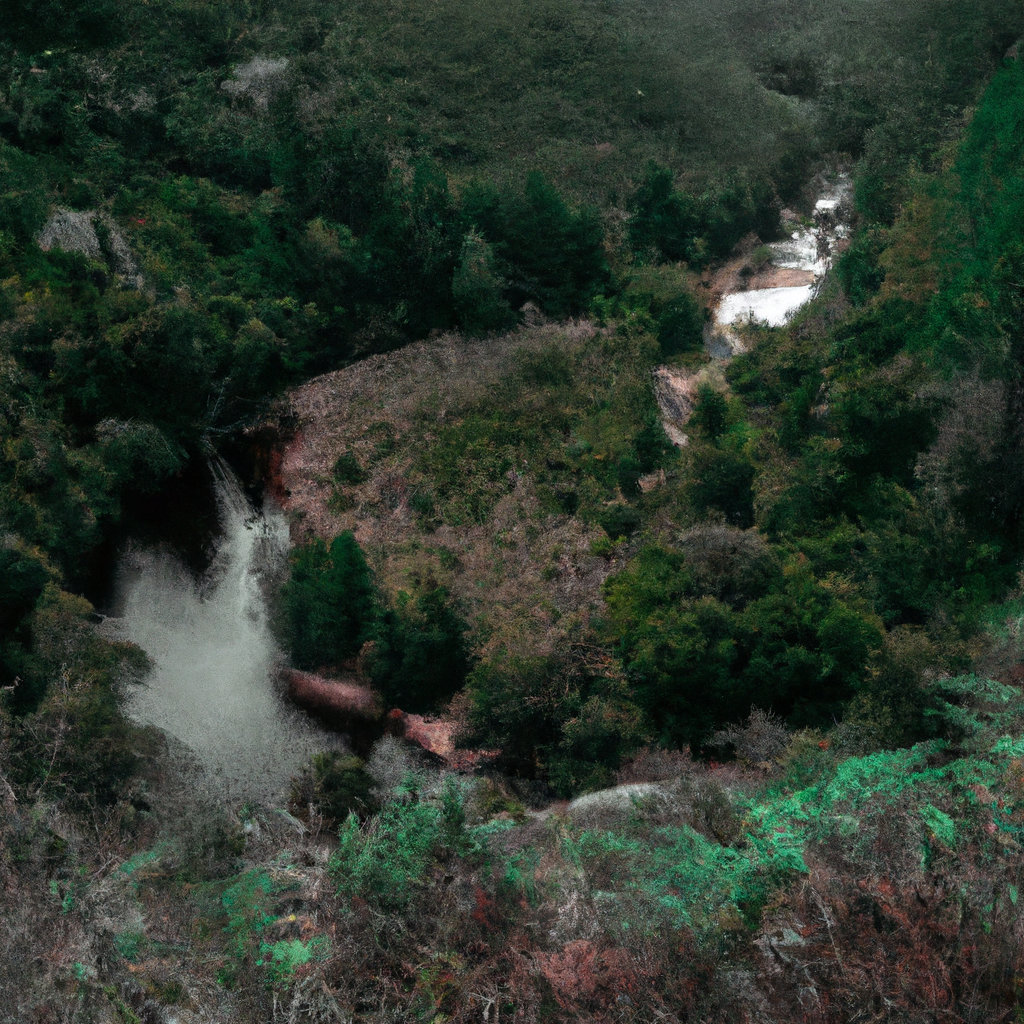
[283,532,377,671]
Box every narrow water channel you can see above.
[101,459,338,804]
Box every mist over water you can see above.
[103,459,337,804]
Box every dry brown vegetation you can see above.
[271,319,643,665]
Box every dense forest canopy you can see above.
[4,0,1024,1019]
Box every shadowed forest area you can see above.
[3,0,1024,1020]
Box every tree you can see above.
[629,162,701,263]
[283,532,377,671]
[452,228,515,336]
[369,585,471,713]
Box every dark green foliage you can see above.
[465,650,643,794]
[629,164,703,264]
[599,506,642,540]
[632,417,676,473]
[283,533,377,671]
[3,587,152,805]
[628,162,784,266]
[836,227,887,305]
[604,547,883,750]
[463,173,610,317]
[452,229,515,336]
[332,452,368,486]
[466,653,580,777]
[1,0,128,49]
[289,752,375,829]
[656,289,706,356]
[0,546,51,700]
[690,385,729,441]
[369,586,471,713]
[689,442,756,529]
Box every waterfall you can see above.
[103,458,338,803]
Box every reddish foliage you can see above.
[535,940,642,1013]
[755,860,1024,1023]
[471,886,501,930]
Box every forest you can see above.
[2,0,1024,1020]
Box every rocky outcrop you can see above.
[283,668,469,764]
[282,668,383,753]
[284,668,381,720]
[36,208,145,291]
[383,709,455,760]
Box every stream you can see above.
[101,459,339,804]
[655,174,852,439]
[96,178,851,804]
[715,175,852,333]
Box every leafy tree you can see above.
[289,752,376,829]
[452,228,515,336]
[629,163,701,263]
[690,444,756,528]
[656,288,706,355]
[690,384,729,441]
[604,547,883,749]
[463,173,610,317]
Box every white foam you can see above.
[769,228,822,272]
[104,460,339,803]
[716,285,815,327]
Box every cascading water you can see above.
[713,174,853,334]
[102,458,338,803]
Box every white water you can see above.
[103,460,337,803]
[716,284,816,328]
[714,173,852,331]
[658,175,853,441]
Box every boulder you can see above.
[284,668,462,763]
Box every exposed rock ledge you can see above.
[283,667,469,765]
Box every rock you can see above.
[283,668,383,753]
[37,209,101,260]
[283,668,464,762]
[36,208,145,290]
[384,709,456,760]
[283,668,381,719]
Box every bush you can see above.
[462,173,610,317]
[452,228,515,335]
[599,506,642,539]
[604,548,883,749]
[289,752,375,829]
[330,799,445,910]
[690,448,756,528]
[629,163,702,263]
[657,290,706,356]
[332,452,367,485]
[689,384,729,440]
